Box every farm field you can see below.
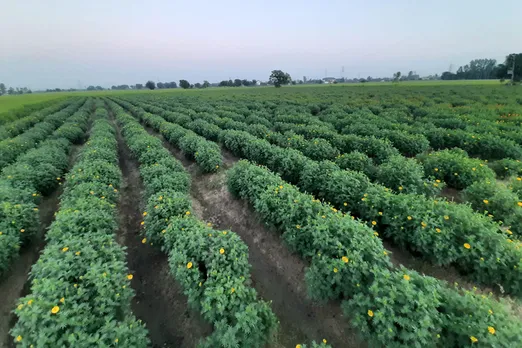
[1,84,522,347]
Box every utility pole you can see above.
[511,54,516,85]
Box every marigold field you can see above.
[1,83,522,348]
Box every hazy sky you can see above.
[1,0,520,90]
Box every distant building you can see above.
[323,77,337,84]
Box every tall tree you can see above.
[234,79,242,87]
[269,70,291,87]
[393,72,401,82]
[7,87,15,95]
[145,81,156,90]
[202,80,210,88]
[179,80,190,89]
[0,83,6,95]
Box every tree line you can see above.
[0,83,32,96]
[441,54,521,81]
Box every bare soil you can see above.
[113,118,212,348]
[0,144,83,348]
[144,125,364,348]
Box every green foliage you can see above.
[418,149,496,189]
[374,155,431,194]
[110,100,278,347]
[488,159,522,179]
[11,104,149,347]
[334,151,375,176]
[343,267,443,348]
[463,180,522,236]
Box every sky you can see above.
[1,0,521,90]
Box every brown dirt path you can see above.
[112,117,212,348]
[143,125,364,348]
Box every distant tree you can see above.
[8,87,15,95]
[194,82,202,88]
[359,79,367,83]
[441,72,456,80]
[157,82,165,89]
[145,81,156,90]
[503,53,522,82]
[135,84,143,90]
[86,85,96,91]
[233,79,242,87]
[269,70,291,87]
[202,80,210,88]
[0,83,5,95]
[393,72,401,83]
[95,86,104,90]
[179,80,190,89]
[252,79,257,85]
[291,80,297,85]
[241,79,250,86]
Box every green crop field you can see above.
[1,83,522,347]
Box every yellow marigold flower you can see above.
[368,309,374,317]
[20,229,25,233]
[488,309,493,315]
[51,306,60,314]
[321,215,326,218]
[487,326,496,335]
[407,216,412,220]
[141,238,147,244]
[421,221,427,227]
[90,191,94,195]
[62,247,69,252]
[378,212,383,215]
[185,211,191,215]
[517,177,522,181]
[279,185,283,189]
[383,251,388,255]
[470,336,478,343]
[143,212,148,216]
[436,228,441,233]
[323,339,327,344]
[361,197,366,201]
[115,338,119,343]
[32,193,37,197]
[343,202,347,206]
[436,179,441,183]
[159,196,163,200]
[434,168,439,172]
[403,274,410,281]
[18,304,23,310]
[371,221,377,225]
[220,248,225,254]
[140,221,145,226]
[222,231,227,235]
[16,336,22,342]
[162,229,166,234]
[187,262,193,269]
[373,232,379,236]
[472,167,476,171]
[75,251,81,256]
[296,225,301,229]
[231,287,235,293]
[333,267,338,273]
[296,345,302,348]
[27,300,33,306]
[60,297,65,303]
[518,202,522,207]
[483,199,489,204]
[444,215,450,220]
[342,256,349,263]
[464,243,471,249]
[127,274,133,280]
[398,186,403,191]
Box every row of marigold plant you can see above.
[110,98,222,173]
[108,99,279,347]
[0,99,93,278]
[0,97,73,139]
[10,102,149,347]
[120,99,522,297]
[227,159,522,347]
[118,97,442,196]
[0,98,85,169]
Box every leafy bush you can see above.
[374,155,427,194]
[334,151,375,176]
[488,159,522,179]
[418,149,496,189]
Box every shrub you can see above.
[418,149,495,189]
